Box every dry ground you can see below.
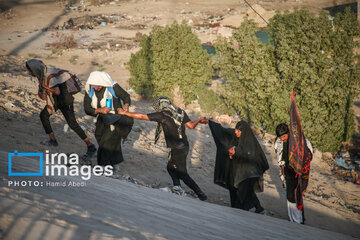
[0,0,359,238]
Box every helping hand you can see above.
[123,104,129,112]
[199,117,209,124]
[117,107,126,115]
[100,107,111,114]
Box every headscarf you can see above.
[85,71,134,136]
[85,71,116,109]
[26,59,72,114]
[152,96,184,144]
[26,59,72,88]
[26,59,46,84]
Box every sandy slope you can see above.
[0,151,355,240]
[0,62,359,238]
[0,0,360,239]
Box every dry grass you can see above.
[46,32,77,50]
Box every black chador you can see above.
[209,120,269,212]
[84,71,133,167]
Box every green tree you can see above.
[268,8,360,151]
[128,35,153,97]
[215,8,360,152]
[128,21,213,104]
[214,19,279,129]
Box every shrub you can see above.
[196,86,232,114]
[268,8,360,151]
[214,19,279,129]
[46,31,77,55]
[128,34,153,97]
[128,21,213,104]
[214,8,360,152]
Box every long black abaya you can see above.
[84,85,133,166]
[209,120,269,210]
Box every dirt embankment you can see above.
[0,0,359,238]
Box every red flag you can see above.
[289,92,312,210]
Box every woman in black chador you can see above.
[208,120,269,213]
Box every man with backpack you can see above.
[26,59,96,161]
[84,71,133,172]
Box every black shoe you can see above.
[197,192,207,201]
[81,144,96,163]
[85,144,97,157]
[255,206,265,214]
[40,139,58,147]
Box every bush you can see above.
[128,35,154,97]
[268,8,360,151]
[214,19,279,129]
[215,8,360,152]
[128,21,213,104]
[196,86,232,114]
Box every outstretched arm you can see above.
[186,117,207,129]
[118,108,149,121]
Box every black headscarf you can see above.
[152,96,184,144]
[209,120,269,189]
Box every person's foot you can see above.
[255,206,265,214]
[106,164,121,178]
[198,193,207,201]
[83,144,97,158]
[196,191,207,201]
[171,186,186,196]
[113,164,121,174]
[40,139,58,147]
